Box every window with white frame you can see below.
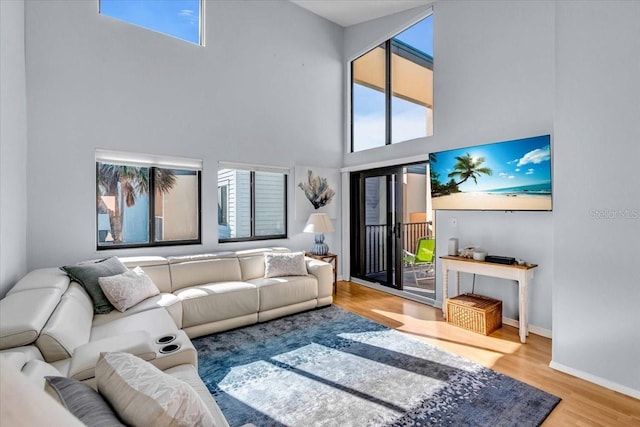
[99,0,204,46]
[351,12,434,152]
[96,150,202,248]
[218,163,288,242]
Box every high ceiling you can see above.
[289,0,431,27]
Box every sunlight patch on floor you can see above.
[369,307,522,368]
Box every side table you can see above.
[305,252,338,294]
[440,255,537,343]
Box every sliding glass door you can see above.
[350,167,404,289]
[350,162,435,301]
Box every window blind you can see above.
[96,149,202,171]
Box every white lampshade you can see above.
[303,213,335,234]
[304,213,334,256]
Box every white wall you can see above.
[552,1,640,396]
[24,0,343,269]
[343,1,555,331]
[0,0,28,297]
[432,0,555,331]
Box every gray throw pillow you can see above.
[60,257,128,314]
[44,376,125,426]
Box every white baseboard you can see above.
[549,361,640,399]
[501,317,552,339]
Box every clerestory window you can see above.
[99,0,204,45]
[351,13,433,152]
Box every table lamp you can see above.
[304,213,334,255]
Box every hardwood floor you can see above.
[333,281,640,426]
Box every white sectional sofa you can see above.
[0,248,333,425]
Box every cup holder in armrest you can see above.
[159,344,181,354]
[156,334,176,345]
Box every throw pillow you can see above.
[96,352,215,427]
[98,266,160,312]
[60,257,128,314]
[44,376,125,426]
[264,252,308,278]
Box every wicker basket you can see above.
[446,293,502,335]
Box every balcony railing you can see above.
[365,222,431,274]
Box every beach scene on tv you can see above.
[430,135,552,211]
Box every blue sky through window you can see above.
[352,14,434,151]
[99,0,201,45]
[393,15,433,57]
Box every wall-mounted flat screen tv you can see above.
[430,135,552,211]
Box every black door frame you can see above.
[350,166,404,289]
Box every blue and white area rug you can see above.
[193,306,560,427]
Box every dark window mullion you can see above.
[149,167,156,243]
[250,171,256,238]
[349,60,355,153]
[385,40,392,146]
[283,174,288,238]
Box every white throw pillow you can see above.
[264,252,308,278]
[98,267,160,312]
[96,352,215,427]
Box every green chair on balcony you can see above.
[403,237,436,287]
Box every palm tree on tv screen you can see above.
[97,165,176,243]
[448,153,493,187]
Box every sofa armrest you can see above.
[305,258,333,299]
[68,331,156,381]
[148,330,197,371]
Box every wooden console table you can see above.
[440,256,538,343]
[305,252,338,295]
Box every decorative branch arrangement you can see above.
[298,169,336,210]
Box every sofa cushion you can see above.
[7,268,70,295]
[60,257,129,314]
[36,283,94,362]
[1,350,65,389]
[0,351,27,371]
[0,288,63,350]
[0,345,46,364]
[174,282,258,328]
[45,376,125,426]
[238,255,266,281]
[96,352,215,427]
[264,252,308,278]
[92,292,183,329]
[167,253,235,264]
[249,276,318,311]
[169,258,242,291]
[98,267,160,312]
[119,256,172,293]
[1,366,85,427]
[164,364,230,427]
[90,308,179,342]
[69,331,156,381]
[20,359,64,389]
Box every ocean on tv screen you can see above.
[430,135,552,211]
